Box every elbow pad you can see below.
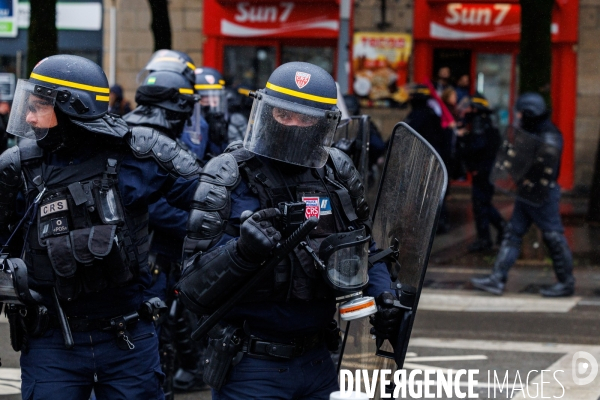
[176,240,260,315]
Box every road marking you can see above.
[0,369,21,395]
[419,289,581,313]
[405,355,488,362]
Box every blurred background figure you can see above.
[0,100,9,152]
[455,74,471,104]
[434,66,453,96]
[457,93,505,252]
[404,83,450,233]
[108,84,132,116]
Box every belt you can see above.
[47,312,139,333]
[242,332,323,360]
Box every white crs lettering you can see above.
[40,199,69,217]
[234,2,294,23]
[445,3,511,26]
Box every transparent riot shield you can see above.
[338,122,448,398]
[333,115,370,181]
[490,125,560,206]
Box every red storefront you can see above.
[413,0,578,189]
[202,0,349,91]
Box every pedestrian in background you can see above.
[108,84,132,116]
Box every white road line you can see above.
[418,289,581,313]
[405,355,488,362]
[0,368,21,395]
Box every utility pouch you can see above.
[46,235,81,301]
[89,225,132,284]
[203,322,243,391]
[71,228,106,293]
[5,304,26,352]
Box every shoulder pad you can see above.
[171,148,202,178]
[152,134,179,163]
[71,114,129,138]
[199,153,240,187]
[129,127,201,178]
[128,126,160,156]
[0,146,22,188]
[224,140,244,153]
[328,147,357,182]
[18,139,43,163]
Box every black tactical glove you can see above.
[369,291,403,340]
[236,208,282,263]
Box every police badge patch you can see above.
[295,72,311,89]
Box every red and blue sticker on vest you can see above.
[301,196,331,220]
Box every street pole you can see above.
[109,0,117,86]
[336,0,351,94]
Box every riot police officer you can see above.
[457,93,505,252]
[124,60,209,394]
[471,92,574,297]
[194,67,248,155]
[1,55,200,399]
[176,62,402,399]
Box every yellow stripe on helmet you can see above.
[96,95,109,102]
[30,72,110,94]
[238,88,251,96]
[472,97,489,107]
[194,84,223,90]
[179,88,194,94]
[266,82,337,105]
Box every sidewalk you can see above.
[427,188,600,297]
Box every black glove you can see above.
[236,208,282,263]
[369,292,403,340]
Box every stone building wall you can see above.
[101,0,203,106]
[575,0,600,191]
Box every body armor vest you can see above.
[186,145,369,304]
[19,140,150,302]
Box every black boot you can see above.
[494,220,507,245]
[539,231,575,297]
[471,238,520,295]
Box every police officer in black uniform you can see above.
[458,93,505,252]
[1,55,200,399]
[471,92,574,297]
[175,62,401,399]
[194,67,248,155]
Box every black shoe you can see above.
[173,367,205,392]
[539,282,574,297]
[468,239,493,253]
[470,275,505,295]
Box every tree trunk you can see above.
[587,127,600,223]
[148,0,172,51]
[27,0,58,76]
[519,0,553,106]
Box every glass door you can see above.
[475,53,513,132]
[223,45,277,90]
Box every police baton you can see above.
[191,217,319,341]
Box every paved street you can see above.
[1,192,599,399]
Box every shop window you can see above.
[223,46,276,90]
[281,46,334,75]
[475,53,513,131]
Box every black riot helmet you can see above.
[469,92,491,114]
[7,54,110,141]
[408,84,431,102]
[194,67,227,115]
[139,49,196,85]
[135,70,197,114]
[515,92,547,119]
[244,62,341,168]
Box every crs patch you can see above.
[40,199,68,217]
[302,197,320,219]
[295,72,311,89]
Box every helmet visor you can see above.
[199,90,228,115]
[243,92,341,168]
[319,228,370,293]
[7,80,57,141]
